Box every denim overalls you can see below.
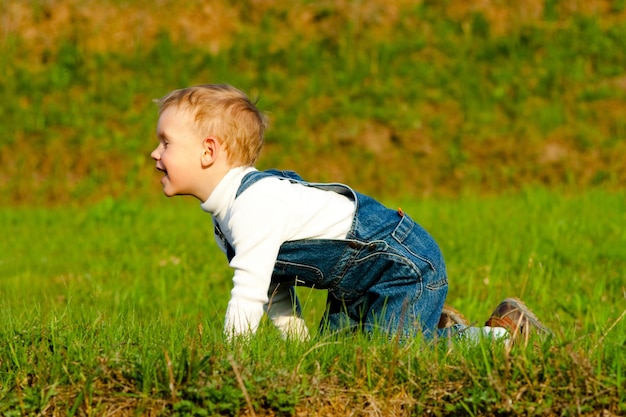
[216,169,448,340]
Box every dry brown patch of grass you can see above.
[2,0,238,59]
[5,0,622,60]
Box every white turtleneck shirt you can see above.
[200,167,356,339]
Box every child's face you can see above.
[151,106,205,199]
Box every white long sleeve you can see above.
[266,282,309,340]
[201,167,355,339]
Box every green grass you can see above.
[1,189,624,415]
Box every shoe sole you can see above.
[439,304,471,328]
[502,297,551,335]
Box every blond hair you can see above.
[155,84,268,166]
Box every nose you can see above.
[150,146,160,161]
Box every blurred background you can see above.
[1,0,625,206]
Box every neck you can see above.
[196,160,237,202]
[200,166,255,215]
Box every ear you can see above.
[201,136,220,167]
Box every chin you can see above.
[161,185,177,197]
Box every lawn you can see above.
[1,189,624,415]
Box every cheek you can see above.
[160,150,173,165]
[161,151,184,173]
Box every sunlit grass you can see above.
[1,189,624,415]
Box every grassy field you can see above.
[1,190,624,415]
[1,0,625,415]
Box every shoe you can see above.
[438,304,470,329]
[485,297,550,344]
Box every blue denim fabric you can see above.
[217,169,448,340]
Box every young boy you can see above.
[150,84,549,344]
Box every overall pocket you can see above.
[391,214,446,277]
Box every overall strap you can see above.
[236,169,303,198]
[214,221,235,262]
[237,169,355,200]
